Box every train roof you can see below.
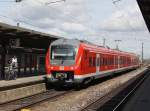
[50,38,80,46]
[51,38,138,57]
[80,40,138,57]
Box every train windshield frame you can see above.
[50,45,76,60]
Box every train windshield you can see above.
[51,45,76,60]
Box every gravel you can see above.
[29,67,147,111]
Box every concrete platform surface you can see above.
[122,70,150,111]
[0,75,45,89]
[0,75,47,104]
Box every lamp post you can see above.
[103,38,106,47]
[141,42,144,64]
[15,0,22,2]
[115,40,122,50]
[45,0,66,5]
[15,0,66,4]
[112,0,121,4]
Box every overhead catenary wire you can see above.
[0,0,66,28]
[111,0,144,58]
[0,13,43,29]
[112,0,135,31]
[0,0,78,28]
[0,0,14,2]
[45,0,66,5]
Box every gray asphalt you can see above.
[122,71,150,111]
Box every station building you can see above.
[0,22,60,80]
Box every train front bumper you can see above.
[46,74,83,85]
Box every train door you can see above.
[96,54,100,74]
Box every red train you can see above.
[45,39,139,85]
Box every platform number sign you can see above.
[9,39,20,47]
[21,109,31,111]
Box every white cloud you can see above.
[0,0,150,59]
[99,3,147,32]
[61,22,87,33]
[7,0,89,34]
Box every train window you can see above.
[104,57,106,66]
[93,57,96,67]
[110,57,112,65]
[84,50,87,59]
[107,57,109,65]
[97,58,100,66]
[116,56,119,65]
[89,57,92,67]
[103,57,105,66]
[108,57,110,65]
[102,58,104,66]
[100,57,103,66]
[99,58,100,66]
[105,57,107,66]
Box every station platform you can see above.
[0,75,47,104]
[121,69,150,111]
[0,75,45,90]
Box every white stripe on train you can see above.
[74,65,138,79]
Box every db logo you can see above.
[60,66,64,70]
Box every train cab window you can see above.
[51,45,76,60]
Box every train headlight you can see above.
[71,67,74,70]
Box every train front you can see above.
[45,39,81,85]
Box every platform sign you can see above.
[9,39,20,47]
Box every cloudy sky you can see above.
[0,0,150,59]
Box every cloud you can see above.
[99,3,147,32]
[0,0,150,59]
[6,0,90,35]
[61,22,87,33]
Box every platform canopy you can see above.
[137,0,150,32]
[0,22,61,40]
[0,22,62,80]
[0,22,63,50]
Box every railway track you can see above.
[0,69,146,111]
[0,88,74,111]
[81,69,149,111]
